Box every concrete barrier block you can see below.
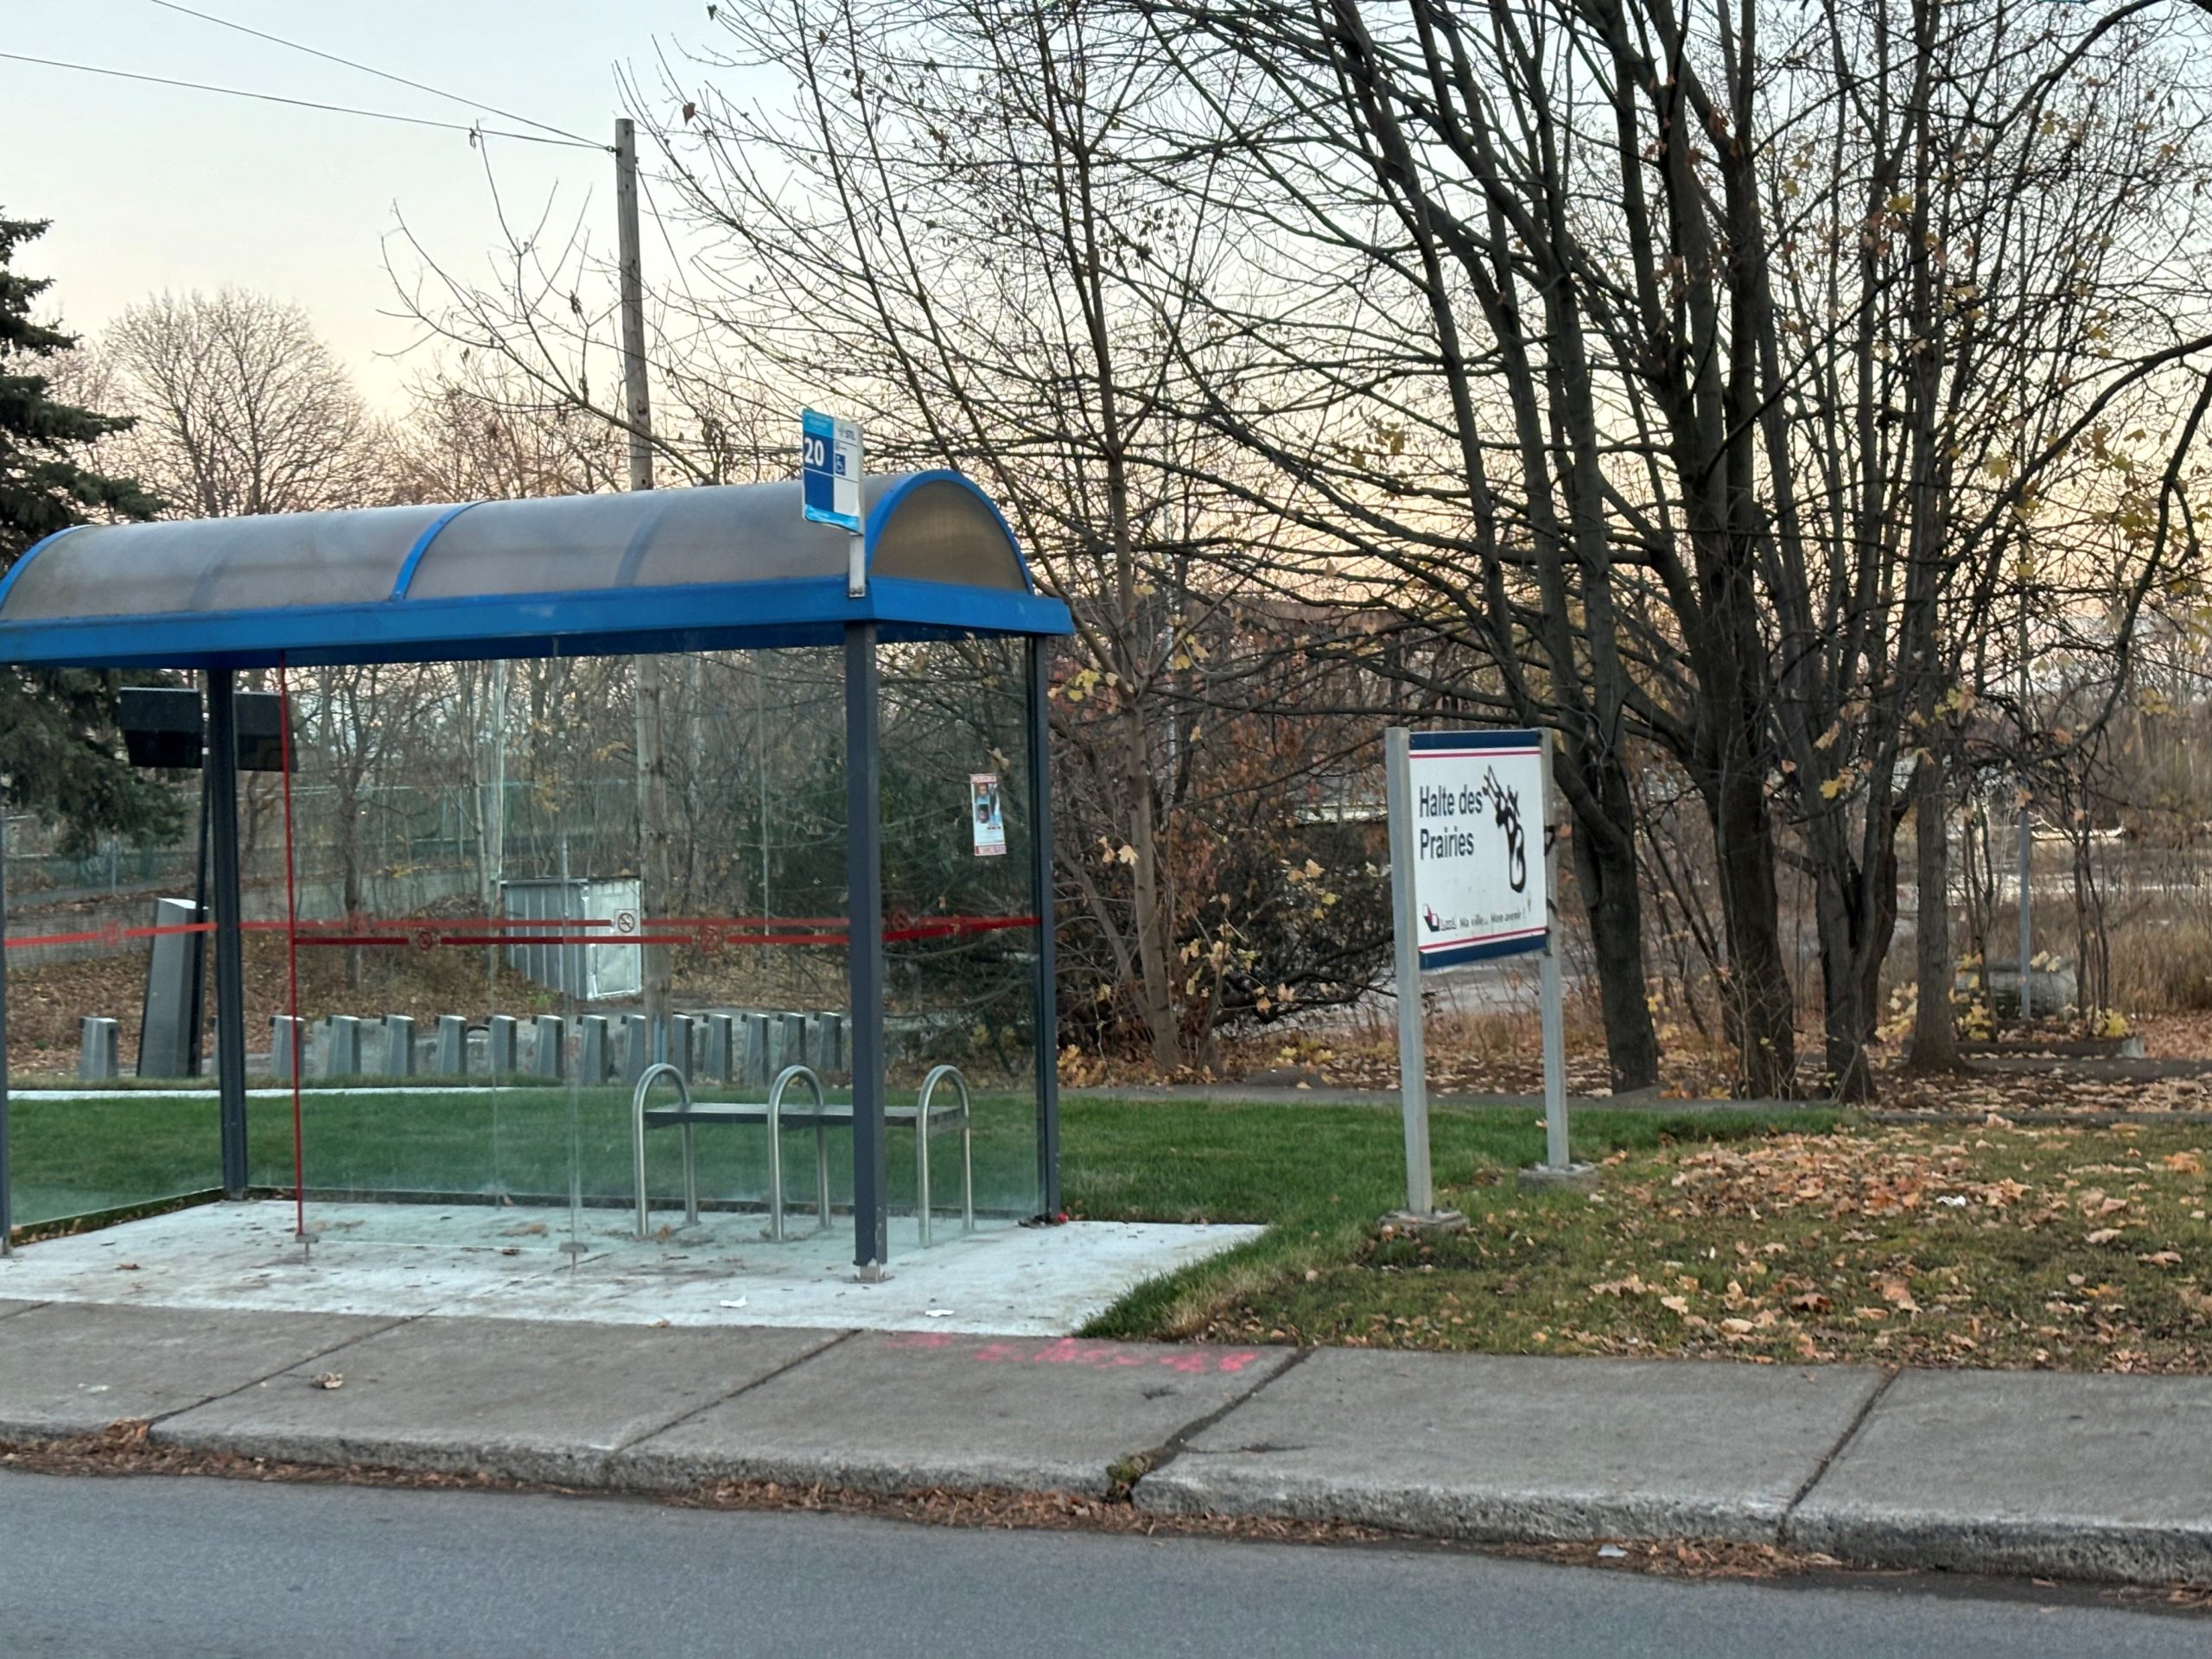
[531,1015,567,1081]
[486,1014,518,1074]
[383,1014,416,1077]
[812,1011,846,1074]
[621,1014,652,1085]
[77,1017,119,1081]
[324,1015,362,1078]
[703,1014,734,1082]
[778,1011,809,1073]
[579,1015,613,1084]
[741,1013,771,1087]
[270,1015,305,1082]
[434,1014,468,1076]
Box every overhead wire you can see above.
[0,50,601,147]
[20,14,725,439]
[140,0,608,150]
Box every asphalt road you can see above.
[1,1470,2205,1658]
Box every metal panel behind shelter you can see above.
[501,878,640,1001]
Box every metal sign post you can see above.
[1535,728,1573,1174]
[1382,728,1441,1221]
[1384,727,1584,1224]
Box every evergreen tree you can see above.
[0,213,179,851]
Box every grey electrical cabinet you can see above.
[499,878,643,1001]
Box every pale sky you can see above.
[6,0,718,407]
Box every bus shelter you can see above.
[0,473,1070,1278]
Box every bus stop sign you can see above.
[801,409,863,533]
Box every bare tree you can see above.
[99,289,385,518]
[629,0,1277,1071]
[1136,0,2212,1096]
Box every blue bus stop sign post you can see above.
[802,409,865,595]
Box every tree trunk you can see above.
[1907,745,1961,1070]
[1810,871,1871,1100]
[1709,760,1797,1097]
[1121,698,1179,1073]
[1566,752,1660,1090]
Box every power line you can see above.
[143,0,607,151]
[0,50,602,148]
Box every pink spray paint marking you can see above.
[880,1332,1262,1374]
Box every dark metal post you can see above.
[1026,638,1060,1217]
[844,622,888,1274]
[206,671,250,1199]
[1,779,12,1255]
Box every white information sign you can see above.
[969,772,1007,856]
[1402,731,1548,967]
[1384,726,1571,1215]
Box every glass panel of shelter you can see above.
[235,651,588,1255]
[616,644,855,1255]
[878,635,1040,1236]
[1,734,220,1240]
[221,634,1046,1267]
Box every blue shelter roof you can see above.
[0,471,1070,669]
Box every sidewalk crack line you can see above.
[1134,1345,1312,1487]
[1779,1364,1898,1540]
[143,1313,418,1430]
[607,1327,859,1454]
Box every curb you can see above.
[5,1421,2206,1591]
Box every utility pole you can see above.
[617,117,673,1031]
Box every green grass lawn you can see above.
[14,1085,2208,1372]
[1060,1097,1846,1338]
[1074,1109,2212,1374]
[3,1080,1046,1230]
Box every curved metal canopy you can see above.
[0,471,1069,668]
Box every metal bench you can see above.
[631,1061,975,1245]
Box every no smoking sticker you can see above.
[610,908,641,938]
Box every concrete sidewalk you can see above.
[2,1299,2208,1587]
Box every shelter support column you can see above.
[206,671,250,1199]
[845,621,889,1274]
[1027,637,1059,1217]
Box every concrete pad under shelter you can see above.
[1787,1369,2212,1585]
[1135,1349,1885,1543]
[0,1202,1258,1338]
[0,1302,391,1441]
[611,1330,1295,1497]
[155,1316,845,1485]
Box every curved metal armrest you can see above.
[766,1065,825,1242]
[918,1064,971,1126]
[632,1062,692,1239]
[914,1065,974,1247]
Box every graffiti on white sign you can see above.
[1402,731,1547,968]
